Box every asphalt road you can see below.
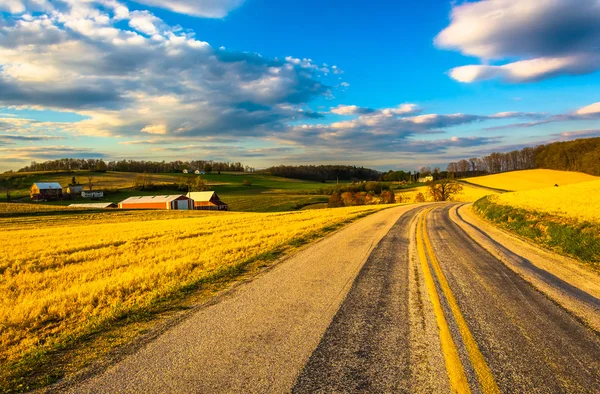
[61,203,600,393]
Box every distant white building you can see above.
[183,169,189,174]
[195,170,205,175]
[418,175,434,183]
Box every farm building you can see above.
[67,185,83,194]
[69,202,117,209]
[119,195,193,210]
[187,191,228,211]
[30,182,63,201]
[418,175,434,183]
[82,190,104,198]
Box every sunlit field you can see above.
[492,180,600,223]
[466,169,598,192]
[397,183,498,203]
[0,205,387,370]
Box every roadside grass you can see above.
[473,196,600,269]
[0,205,387,393]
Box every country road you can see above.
[57,203,600,394]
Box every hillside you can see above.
[465,169,598,192]
[491,180,600,223]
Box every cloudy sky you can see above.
[0,0,599,171]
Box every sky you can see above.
[0,0,599,172]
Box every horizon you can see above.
[1,0,600,172]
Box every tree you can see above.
[87,175,94,191]
[194,176,208,191]
[341,192,356,206]
[427,179,463,202]
[327,193,344,208]
[414,192,426,203]
[70,176,77,186]
[95,160,107,172]
[380,190,395,204]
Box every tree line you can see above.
[265,165,381,182]
[446,137,600,177]
[15,159,250,174]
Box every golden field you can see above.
[397,183,498,203]
[0,205,386,368]
[466,169,598,191]
[492,180,600,223]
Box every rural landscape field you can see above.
[3,0,600,393]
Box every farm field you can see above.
[491,179,600,223]
[0,203,389,389]
[0,171,331,212]
[397,183,499,203]
[466,169,598,192]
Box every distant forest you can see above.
[447,137,600,177]
[265,165,381,182]
[15,159,250,173]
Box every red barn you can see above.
[118,195,193,210]
[187,191,228,211]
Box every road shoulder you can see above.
[452,203,600,333]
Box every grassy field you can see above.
[0,203,389,392]
[0,171,330,212]
[466,169,598,192]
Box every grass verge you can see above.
[473,196,600,270]
[0,209,380,393]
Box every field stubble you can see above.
[0,204,388,391]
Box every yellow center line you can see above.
[422,208,500,394]
[416,209,471,394]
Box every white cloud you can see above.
[141,124,167,135]
[576,102,600,116]
[131,0,244,18]
[437,0,600,83]
[128,10,162,36]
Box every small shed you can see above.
[69,202,117,209]
[187,191,228,211]
[82,191,104,198]
[31,182,63,201]
[183,169,189,174]
[118,195,193,210]
[67,185,83,194]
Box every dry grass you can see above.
[466,169,598,192]
[493,179,600,223]
[0,205,387,374]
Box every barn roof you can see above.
[187,191,219,202]
[120,195,188,204]
[33,182,62,190]
[69,203,116,209]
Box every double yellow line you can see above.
[416,208,500,394]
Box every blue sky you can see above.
[0,0,599,171]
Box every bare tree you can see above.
[87,175,94,191]
[427,179,463,202]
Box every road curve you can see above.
[57,203,600,393]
